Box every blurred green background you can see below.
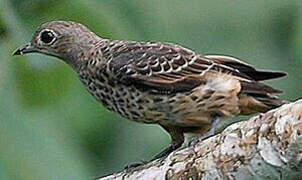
[0,0,301,179]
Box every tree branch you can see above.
[99,99,302,180]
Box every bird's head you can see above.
[13,21,101,68]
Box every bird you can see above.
[13,21,287,168]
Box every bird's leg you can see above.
[124,126,184,169]
[188,116,220,146]
[151,126,184,161]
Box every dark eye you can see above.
[40,30,56,44]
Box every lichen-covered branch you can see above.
[99,99,302,180]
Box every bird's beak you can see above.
[13,43,36,56]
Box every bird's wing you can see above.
[203,55,286,81]
[107,41,285,94]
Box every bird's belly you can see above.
[82,79,182,124]
[82,77,241,126]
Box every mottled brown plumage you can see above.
[13,21,287,167]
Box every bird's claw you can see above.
[124,160,147,170]
[189,116,220,147]
[188,133,215,147]
[188,138,201,147]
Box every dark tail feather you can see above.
[241,81,283,94]
[240,81,286,110]
[253,95,287,109]
[244,70,287,81]
[204,55,287,81]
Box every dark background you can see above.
[0,0,301,179]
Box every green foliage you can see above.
[0,0,301,179]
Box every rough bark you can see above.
[99,99,302,180]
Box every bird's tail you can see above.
[204,54,288,114]
[239,81,287,115]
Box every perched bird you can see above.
[13,21,286,167]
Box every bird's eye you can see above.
[40,30,56,44]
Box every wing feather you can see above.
[106,41,285,94]
[205,55,286,81]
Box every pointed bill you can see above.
[13,43,36,56]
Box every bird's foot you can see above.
[188,116,220,147]
[124,143,180,170]
[188,133,215,146]
[124,160,147,170]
